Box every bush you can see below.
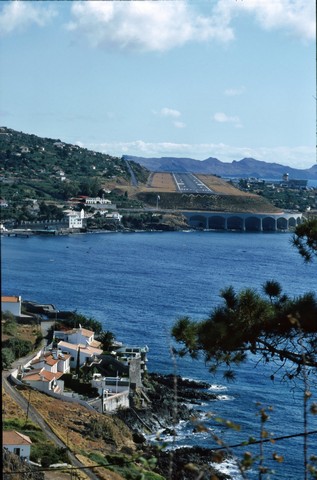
[2,311,17,336]
[2,338,33,359]
[2,348,15,368]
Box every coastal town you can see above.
[2,294,225,480]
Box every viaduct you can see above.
[181,211,303,232]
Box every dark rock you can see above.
[144,445,231,480]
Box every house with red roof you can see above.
[56,340,103,369]
[53,325,101,349]
[3,431,32,461]
[30,349,71,375]
[22,368,64,394]
[1,295,22,316]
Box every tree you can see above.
[293,218,317,263]
[172,222,317,382]
[98,330,116,352]
[172,285,317,382]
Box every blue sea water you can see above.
[1,231,316,479]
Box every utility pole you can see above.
[24,388,31,426]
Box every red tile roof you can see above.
[3,431,32,445]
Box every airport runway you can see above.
[172,172,214,194]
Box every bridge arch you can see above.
[277,217,288,231]
[262,216,276,231]
[288,216,297,228]
[189,215,207,229]
[245,216,261,231]
[227,216,244,231]
[208,215,226,230]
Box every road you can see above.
[172,172,214,194]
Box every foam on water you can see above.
[209,384,228,391]
[216,394,235,401]
[210,458,244,480]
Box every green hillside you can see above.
[0,127,148,202]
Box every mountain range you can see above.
[124,155,317,180]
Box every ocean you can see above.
[1,231,316,479]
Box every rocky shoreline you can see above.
[116,373,232,480]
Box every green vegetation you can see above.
[0,126,149,222]
[136,191,279,213]
[293,218,317,262]
[86,451,164,480]
[3,419,69,467]
[2,311,18,336]
[237,179,316,212]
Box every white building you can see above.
[56,340,103,369]
[85,196,112,205]
[30,350,71,375]
[1,295,22,316]
[22,368,64,394]
[3,431,32,461]
[53,326,101,348]
[64,209,85,229]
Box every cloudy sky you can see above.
[0,0,315,168]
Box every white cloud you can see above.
[82,140,315,169]
[66,0,314,52]
[67,1,233,52]
[224,86,246,96]
[160,108,181,118]
[213,112,242,127]
[216,0,315,42]
[0,1,57,36]
[173,121,186,129]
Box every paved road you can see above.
[172,172,214,194]
[124,159,138,187]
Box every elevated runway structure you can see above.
[182,211,303,232]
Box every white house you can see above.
[84,196,112,205]
[53,326,101,349]
[63,209,85,229]
[56,340,103,369]
[22,368,64,394]
[1,295,22,316]
[105,212,122,222]
[30,350,71,375]
[3,431,32,461]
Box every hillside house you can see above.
[56,340,103,369]
[52,325,102,368]
[54,325,101,348]
[84,196,112,205]
[3,431,32,461]
[22,368,64,394]
[105,212,122,222]
[115,345,149,376]
[1,295,22,316]
[30,350,71,374]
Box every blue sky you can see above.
[0,0,315,169]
